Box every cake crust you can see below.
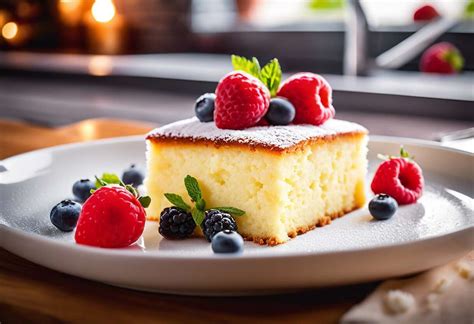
[147,117,367,153]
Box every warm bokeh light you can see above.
[57,0,83,26]
[88,56,113,76]
[91,0,116,23]
[2,22,18,40]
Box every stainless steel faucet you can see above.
[344,0,459,76]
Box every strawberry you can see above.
[413,4,440,22]
[420,42,464,74]
[277,73,335,126]
[371,148,424,205]
[75,176,150,248]
[214,71,270,130]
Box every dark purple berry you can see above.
[265,97,295,125]
[195,93,216,122]
[50,199,82,232]
[159,207,195,239]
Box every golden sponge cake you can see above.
[146,117,368,245]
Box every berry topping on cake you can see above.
[161,175,245,240]
[277,73,335,126]
[195,93,216,122]
[420,42,464,74]
[75,174,151,248]
[72,179,96,202]
[159,207,195,239]
[122,164,145,187]
[195,54,336,129]
[211,230,244,254]
[369,194,398,220]
[264,97,296,125]
[371,147,424,205]
[201,209,238,242]
[50,199,82,232]
[413,4,440,22]
[214,71,270,130]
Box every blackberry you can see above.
[159,207,195,239]
[201,209,237,242]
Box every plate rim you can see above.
[1,135,473,261]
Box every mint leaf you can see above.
[95,173,121,188]
[138,196,151,208]
[260,58,282,97]
[195,198,206,211]
[400,147,410,158]
[164,193,191,211]
[215,207,246,216]
[231,54,260,79]
[191,208,205,226]
[184,175,202,202]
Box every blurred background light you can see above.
[2,22,18,40]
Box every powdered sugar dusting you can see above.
[147,117,367,149]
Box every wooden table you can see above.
[0,118,379,323]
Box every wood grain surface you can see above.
[0,118,379,323]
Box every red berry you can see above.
[277,73,335,126]
[214,71,270,130]
[420,42,464,74]
[371,158,424,205]
[413,4,440,22]
[75,186,146,248]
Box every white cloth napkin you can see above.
[341,252,474,324]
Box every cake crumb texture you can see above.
[145,128,367,245]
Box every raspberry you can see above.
[420,42,464,74]
[277,73,335,126]
[201,209,237,242]
[75,186,146,248]
[371,158,424,205]
[159,207,195,239]
[413,4,440,22]
[214,71,270,130]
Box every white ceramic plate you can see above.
[0,136,472,295]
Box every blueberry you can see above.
[265,97,295,125]
[72,179,96,202]
[211,230,244,254]
[195,93,216,122]
[369,194,398,220]
[122,164,144,187]
[50,199,82,232]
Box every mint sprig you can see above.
[214,207,246,217]
[163,175,246,226]
[95,173,121,188]
[93,173,151,208]
[378,146,415,161]
[260,58,282,97]
[164,193,191,212]
[231,54,282,97]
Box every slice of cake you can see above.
[145,117,368,245]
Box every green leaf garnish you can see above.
[184,175,202,202]
[214,207,246,216]
[164,175,246,226]
[400,146,410,158]
[195,198,206,211]
[191,208,205,226]
[164,193,191,212]
[260,58,282,97]
[138,196,151,208]
[95,173,121,188]
[93,172,151,208]
[231,55,282,97]
[231,54,261,79]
